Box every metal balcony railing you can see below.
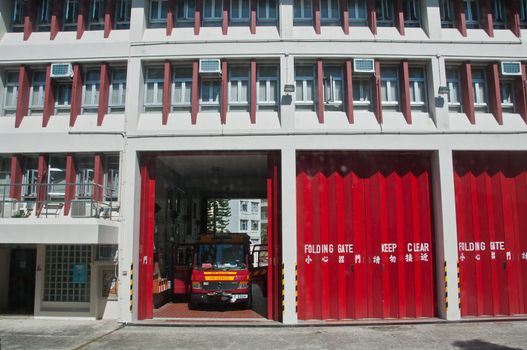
[0,183,119,220]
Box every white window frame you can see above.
[352,77,372,108]
[144,67,164,111]
[55,83,72,115]
[11,0,25,31]
[115,0,132,28]
[471,68,488,109]
[150,0,168,24]
[48,156,67,197]
[241,200,249,212]
[257,0,277,23]
[380,67,399,106]
[104,154,120,201]
[376,0,394,27]
[251,201,259,213]
[240,219,248,231]
[251,220,259,231]
[63,0,79,31]
[228,66,250,110]
[500,79,514,111]
[294,0,313,21]
[403,0,420,27]
[171,66,193,110]
[409,67,426,108]
[230,0,250,21]
[440,0,454,27]
[109,68,127,113]
[203,0,223,20]
[446,67,462,111]
[295,65,315,108]
[320,0,340,22]
[82,68,101,114]
[2,71,19,117]
[199,79,221,110]
[463,0,480,29]
[22,168,38,198]
[348,0,367,26]
[176,0,195,21]
[88,0,105,30]
[29,70,46,115]
[257,65,278,110]
[37,0,52,30]
[492,0,506,29]
[76,156,94,198]
[323,66,343,110]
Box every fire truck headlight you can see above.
[238,281,249,289]
[192,281,201,289]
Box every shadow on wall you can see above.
[452,339,524,350]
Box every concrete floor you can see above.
[0,318,526,350]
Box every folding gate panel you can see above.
[454,152,527,317]
[297,152,435,320]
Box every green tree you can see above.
[207,199,232,233]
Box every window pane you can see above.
[240,81,248,101]
[269,80,276,101]
[174,84,183,102]
[230,82,239,101]
[296,81,303,100]
[146,83,155,103]
[381,82,388,101]
[259,82,267,100]
[184,84,192,103]
[305,80,313,101]
[334,80,342,102]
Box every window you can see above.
[2,71,18,117]
[231,0,249,22]
[22,157,38,198]
[257,65,278,111]
[500,79,514,112]
[380,67,399,107]
[55,83,72,115]
[352,76,372,109]
[471,68,487,111]
[320,0,340,23]
[63,0,79,31]
[229,66,249,111]
[463,0,479,29]
[37,0,52,31]
[0,158,11,187]
[348,0,367,26]
[251,220,259,231]
[44,245,91,303]
[172,66,192,111]
[109,68,127,113]
[176,0,195,22]
[104,154,120,200]
[115,0,132,29]
[89,0,105,30]
[294,0,313,22]
[29,70,46,115]
[200,79,221,111]
[203,0,223,21]
[150,0,168,27]
[11,0,25,32]
[240,219,248,231]
[76,156,94,197]
[492,0,507,29]
[409,67,426,111]
[376,0,394,27]
[251,201,259,213]
[82,69,100,114]
[323,66,343,111]
[403,0,420,27]
[241,201,249,212]
[521,0,527,28]
[295,65,315,110]
[446,67,462,112]
[440,0,454,28]
[258,0,277,23]
[144,67,164,112]
[48,156,66,196]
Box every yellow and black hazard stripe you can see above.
[129,262,133,313]
[295,264,298,314]
[457,261,461,310]
[281,264,285,313]
[444,261,448,311]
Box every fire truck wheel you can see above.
[243,292,253,310]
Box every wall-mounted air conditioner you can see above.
[50,63,74,79]
[354,58,375,74]
[500,61,522,76]
[71,200,91,218]
[199,59,221,76]
[0,201,16,218]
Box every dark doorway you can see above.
[8,248,37,314]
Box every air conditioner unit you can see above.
[199,59,221,76]
[0,201,16,218]
[500,61,522,76]
[353,58,375,74]
[50,63,74,79]
[71,200,91,218]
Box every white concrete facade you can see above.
[0,0,526,324]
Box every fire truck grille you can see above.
[202,281,239,291]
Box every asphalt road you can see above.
[0,318,526,350]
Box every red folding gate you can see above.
[296,152,436,320]
[454,152,527,317]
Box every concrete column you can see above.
[431,149,461,321]
[423,0,442,40]
[430,55,449,130]
[130,0,147,42]
[281,146,297,325]
[280,0,294,40]
[125,57,144,133]
[280,55,295,132]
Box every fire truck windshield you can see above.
[196,243,247,270]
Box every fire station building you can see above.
[0,0,527,324]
